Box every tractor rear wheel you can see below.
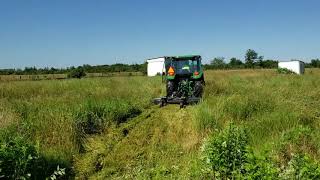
[193,81,203,97]
[166,81,175,97]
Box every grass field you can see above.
[1,69,320,179]
[0,72,143,81]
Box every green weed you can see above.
[202,123,248,179]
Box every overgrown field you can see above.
[0,72,143,81]
[1,69,320,179]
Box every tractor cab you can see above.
[164,55,202,79]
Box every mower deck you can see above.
[153,96,201,108]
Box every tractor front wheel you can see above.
[193,81,203,97]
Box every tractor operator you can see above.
[181,63,190,72]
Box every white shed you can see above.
[278,60,305,75]
[147,57,165,76]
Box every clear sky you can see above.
[0,0,319,68]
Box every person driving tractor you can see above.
[181,61,190,72]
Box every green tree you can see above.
[260,59,278,68]
[210,57,226,69]
[68,67,86,79]
[229,57,243,68]
[139,62,148,75]
[245,49,258,68]
[256,56,264,67]
[310,59,320,68]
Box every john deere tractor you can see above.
[153,55,205,108]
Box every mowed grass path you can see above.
[1,69,320,178]
[75,106,202,179]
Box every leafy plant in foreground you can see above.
[202,123,280,179]
[0,136,68,179]
[47,165,66,180]
[0,137,39,179]
[202,123,248,179]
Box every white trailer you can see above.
[278,60,305,75]
[147,57,165,76]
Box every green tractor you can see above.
[153,55,205,108]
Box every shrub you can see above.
[68,67,86,79]
[0,137,39,179]
[202,123,248,179]
[202,123,281,179]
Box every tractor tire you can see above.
[193,81,203,97]
[166,81,175,97]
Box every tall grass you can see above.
[194,69,320,152]
[1,69,320,178]
[0,76,162,178]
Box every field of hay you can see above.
[0,72,143,81]
[1,69,320,179]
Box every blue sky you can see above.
[0,0,319,68]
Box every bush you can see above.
[0,126,71,179]
[202,123,280,179]
[202,123,248,178]
[0,137,39,179]
[68,67,86,79]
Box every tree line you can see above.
[0,63,147,76]
[205,49,320,70]
[1,49,320,75]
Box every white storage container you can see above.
[278,60,305,74]
[147,57,165,76]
